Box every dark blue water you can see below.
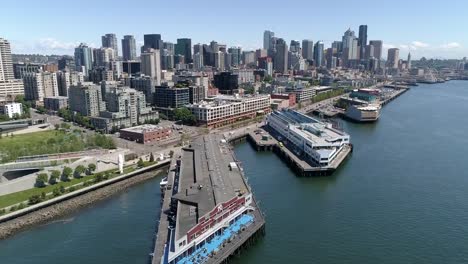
[1,81,468,264]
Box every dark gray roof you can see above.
[173,134,250,240]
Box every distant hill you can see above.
[12,54,66,64]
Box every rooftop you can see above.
[173,134,250,240]
[270,109,349,145]
[120,124,169,134]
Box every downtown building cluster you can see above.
[0,25,455,130]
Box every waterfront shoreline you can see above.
[0,168,167,240]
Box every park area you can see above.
[0,129,116,163]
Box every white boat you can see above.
[160,177,168,187]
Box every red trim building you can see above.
[119,124,171,144]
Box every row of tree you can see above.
[35,164,97,187]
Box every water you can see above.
[1,81,468,263]
[0,174,164,264]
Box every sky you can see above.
[2,0,467,59]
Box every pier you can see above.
[380,87,409,106]
[246,127,352,177]
[151,135,265,264]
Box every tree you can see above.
[28,194,43,205]
[74,165,86,178]
[137,158,144,168]
[52,188,61,197]
[169,150,174,157]
[35,173,48,187]
[59,185,66,194]
[62,166,73,181]
[87,163,96,175]
[36,106,47,114]
[149,152,155,162]
[61,122,71,130]
[174,108,196,125]
[54,124,60,130]
[49,170,60,184]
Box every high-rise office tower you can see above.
[365,45,375,60]
[302,40,314,61]
[224,52,232,70]
[228,47,242,67]
[214,51,225,71]
[255,49,267,59]
[175,38,192,63]
[274,38,288,74]
[326,48,336,69]
[163,42,175,55]
[242,51,256,66]
[161,49,174,70]
[369,40,383,60]
[193,52,203,71]
[210,41,219,53]
[94,47,115,69]
[193,44,203,55]
[122,35,136,61]
[387,48,400,69]
[407,53,412,69]
[258,57,273,76]
[314,41,324,67]
[74,43,94,76]
[0,38,14,81]
[101,33,118,57]
[143,34,163,50]
[342,29,358,63]
[358,25,368,60]
[263,30,275,50]
[140,49,161,86]
[332,41,343,53]
[290,40,301,53]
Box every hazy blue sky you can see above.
[2,0,466,59]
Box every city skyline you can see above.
[1,0,466,59]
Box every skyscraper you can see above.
[0,38,14,81]
[358,25,368,60]
[342,29,358,64]
[290,40,301,53]
[228,47,242,67]
[175,38,192,63]
[314,41,324,67]
[263,30,274,50]
[387,48,400,69]
[101,33,118,57]
[407,53,412,69]
[274,38,288,74]
[74,43,94,76]
[140,49,161,86]
[122,35,136,61]
[94,47,115,69]
[143,34,163,50]
[302,40,314,61]
[369,40,383,60]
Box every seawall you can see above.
[0,164,169,240]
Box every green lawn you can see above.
[0,168,124,210]
[0,129,115,163]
